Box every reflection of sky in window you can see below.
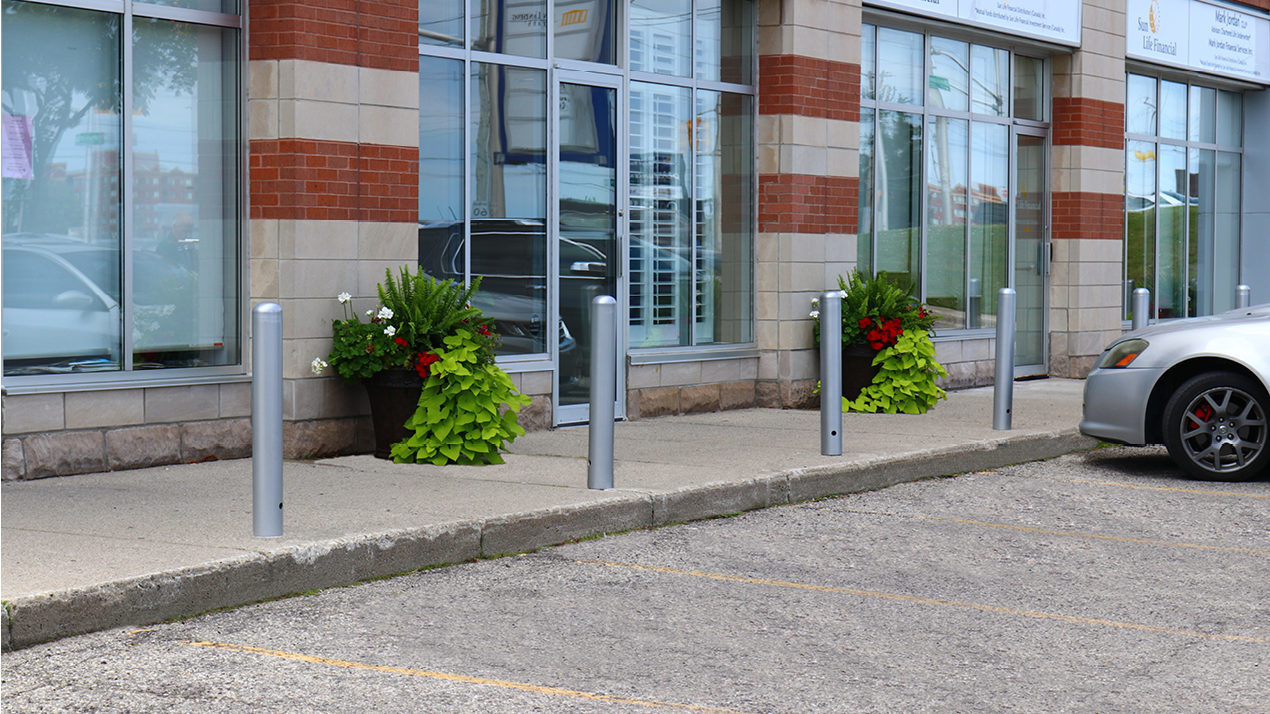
[133,93,199,172]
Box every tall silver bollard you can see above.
[820,291,843,456]
[993,288,1016,431]
[1237,284,1251,309]
[252,302,284,537]
[588,295,617,490]
[1132,288,1150,331]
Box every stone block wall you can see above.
[756,0,863,408]
[627,357,760,419]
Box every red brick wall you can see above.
[249,0,417,72]
[758,174,858,234]
[1052,192,1124,241]
[758,55,860,122]
[250,140,418,222]
[1053,98,1124,149]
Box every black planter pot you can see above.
[363,368,423,459]
[842,343,882,401]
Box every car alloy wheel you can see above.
[1163,372,1270,481]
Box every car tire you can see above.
[1162,371,1270,481]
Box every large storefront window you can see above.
[418,0,755,359]
[858,24,1044,333]
[1,0,242,378]
[1124,73,1243,320]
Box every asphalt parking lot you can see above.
[3,445,1267,712]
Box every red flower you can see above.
[477,324,491,336]
[858,317,872,329]
[415,351,440,378]
[394,336,408,347]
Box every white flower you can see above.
[311,357,328,375]
[337,292,351,304]
[809,310,820,319]
[810,297,820,308]
[838,290,848,299]
[366,308,376,317]
[377,306,394,320]
[384,325,397,337]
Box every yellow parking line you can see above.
[184,640,741,713]
[840,510,1270,555]
[577,560,1268,645]
[1057,478,1270,499]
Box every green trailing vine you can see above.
[389,327,531,465]
[844,329,947,414]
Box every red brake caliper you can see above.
[1192,403,1213,427]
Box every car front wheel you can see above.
[1162,372,1270,481]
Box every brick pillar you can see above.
[248,0,419,457]
[756,0,862,408]
[1049,0,1127,378]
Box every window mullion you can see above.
[122,5,135,371]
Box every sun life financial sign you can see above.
[868,0,1081,47]
[1127,0,1270,84]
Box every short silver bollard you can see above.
[993,288,1015,431]
[588,295,617,490]
[819,291,843,456]
[1132,288,1150,331]
[252,302,284,537]
[1237,284,1251,309]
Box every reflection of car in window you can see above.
[2,234,202,374]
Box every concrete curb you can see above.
[2,430,1095,650]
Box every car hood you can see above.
[1121,303,1270,341]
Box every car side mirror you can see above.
[54,290,99,311]
[569,261,607,277]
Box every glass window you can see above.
[140,0,238,12]
[629,82,692,347]
[469,63,547,354]
[555,0,615,64]
[420,0,464,47]
[695,0,753,84]
[1188,85,1215,144]
[969,122,1008,329]
[1013,55,1044,121]
[1125,140,1157,320]
[418,56,465,292]
[928,38,968,112]
[925,117,968,329]
[3,1,240,376]
[629,0,691,77]
[3,3,122,373]
[474,0,545,57]
[972,45,1009,117]
[1123,75,1242,320]
[861,24,875,101]
[696,90,752,344]
[1217,90,1242,146]
[1156,144,1187,319]
[1126,74,1156,135]
[1159,80,1186,140]
[877,28,923,105]
[857,112,874,269]
[131,17,239,369]
[875,110,922,288]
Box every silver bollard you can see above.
[820,291,843,456]
[1237,284,1251,309]
[252,302,284,537]
[1132,288,1150,331]
[588,295,617,490]
[967,277,981,329]
[993,288,1015,431]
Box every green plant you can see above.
[317,268,496,383]
[390,327,531,465]
[813,270,937,350]
[844,329,947,414]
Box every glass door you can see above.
[1013,131,1048,375]
[553,73,623,424]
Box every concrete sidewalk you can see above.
[1,379,1093,650]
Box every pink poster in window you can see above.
[3,113,34,180]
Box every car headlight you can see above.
[1097,338,1149,368]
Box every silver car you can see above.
[1079,305,1270,481]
